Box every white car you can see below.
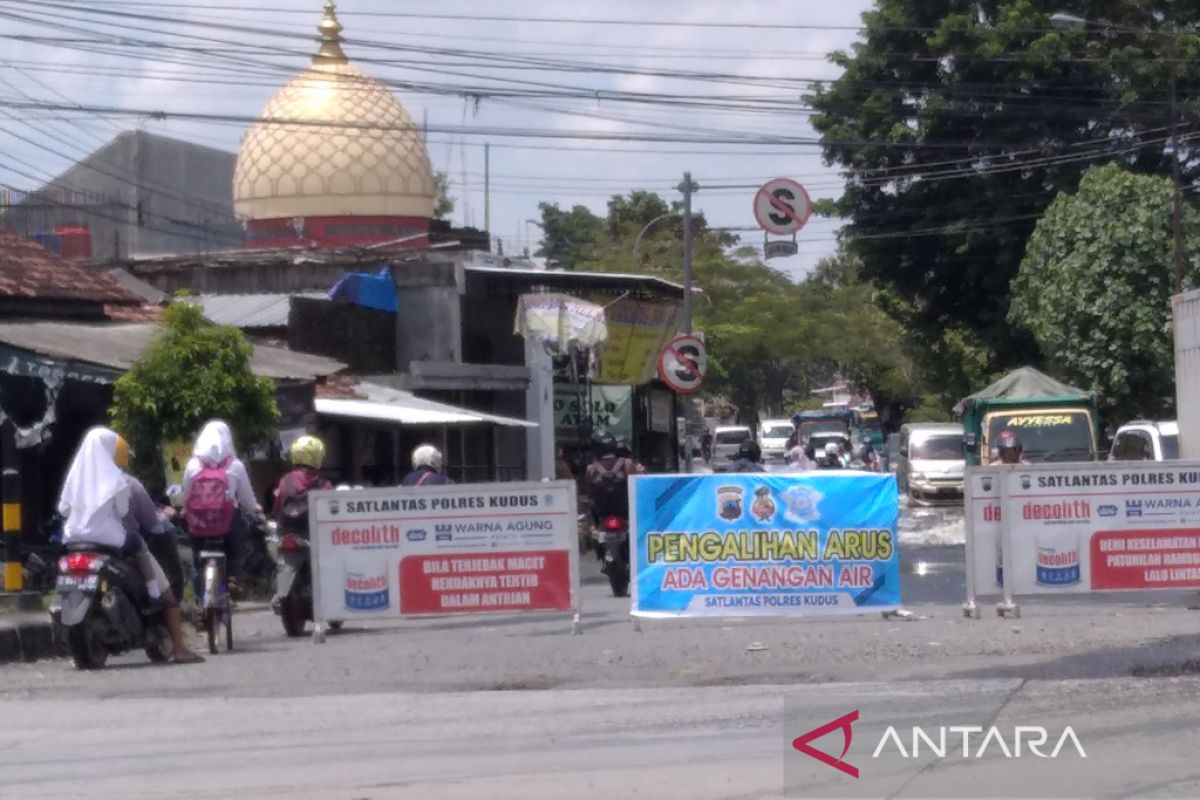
[758,418,795,461]
[1109,420,1179,461]
[712,425,753,469]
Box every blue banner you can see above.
[631,473,900,617]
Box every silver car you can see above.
[897,423,964,505]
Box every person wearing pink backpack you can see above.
[182,420,261,592]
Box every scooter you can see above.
[594,514,630,598]
[51,544,172,670]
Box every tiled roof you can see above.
[0,230,141,305]
[316,373,367,399]
[104,304,164,323]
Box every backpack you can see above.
[185,459,236,539]
[278,472,330,535]
[588,457,630,510]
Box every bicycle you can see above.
[197,537,233,654]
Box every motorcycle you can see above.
[593,514,630,597]
[268,522,342,637]
[51,544,172,670]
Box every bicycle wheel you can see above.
[205,608,217,655]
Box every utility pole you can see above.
[1169,37,1185,295]
[484,143,491,244]
[678,172,699,332]
[677,172,699,474]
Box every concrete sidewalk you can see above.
[0,611,58,665]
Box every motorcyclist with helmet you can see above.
[402,444,454,486]
[995,429,1030,465]
[818,441,850,469]
[585,429,633,523]
[271,435,333,531]
[731,440,765,473]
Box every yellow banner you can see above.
[590,295,681,385]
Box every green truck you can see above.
[955,367,1101,465]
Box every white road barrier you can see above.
[309,481,579,628]
[965,461,1200,616]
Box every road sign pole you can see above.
[678,172,698,334]
[678,172,699,475]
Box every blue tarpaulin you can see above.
[328,267,398,313]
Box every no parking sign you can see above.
[657,333,707,394]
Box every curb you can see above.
[0,614,60,665]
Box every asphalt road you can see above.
[5,546,1200,798]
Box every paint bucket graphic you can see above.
[344,559,390,612]
[1035,533,1081,587]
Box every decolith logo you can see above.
[792,710,859,778]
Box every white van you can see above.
[897,423,965,505]
[1109,420,1179,461]
[712,425,753,468]
[758,418,795,461]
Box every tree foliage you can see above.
[110,303,280,491]
[1010,163,1200,422]
[808,0,1200,382]
[432,172,455,220]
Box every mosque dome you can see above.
[233,1,435,248]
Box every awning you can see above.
[315,382,536,428]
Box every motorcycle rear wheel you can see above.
[281,591,307,637]
[67,622,108,670]
[205,608,218,655]
[608,568,629,598]
[144,624,171,663]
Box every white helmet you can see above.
[412,444,443,471]
[824,442,840,457]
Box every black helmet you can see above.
[590,428,617,456]
[614,436,632,458]
[738,440,762,463]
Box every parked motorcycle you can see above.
[593,514,630,597]
[51,544,172,670]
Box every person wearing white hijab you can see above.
[181,420,260,590]
[182,420,260,515]
[59,428,203,663]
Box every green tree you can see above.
[1010,163,1200,422]
[432,172,455,220]
[110,303,280,492]
[534,202,604,269]
[808,0,1200,377]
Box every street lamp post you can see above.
[1050,12,1186,293]
[631,212,674,268]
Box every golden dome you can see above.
[233,2,435,222]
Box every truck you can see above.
[1175,289,1200,459]
[956,366,1101,466]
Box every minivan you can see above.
[758,418,795,461]
[1109,420,1179,461]
[897,423,965,505]
[712,425,753,468]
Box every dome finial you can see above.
[315,0,347,63]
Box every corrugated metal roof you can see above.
[315,381,536,428]
[195,293,326,329]
[0,321,344,381]
[0,230,142,305]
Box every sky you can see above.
[0,0,876,279]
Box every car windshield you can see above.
[986,411,1094,462]
[762,425,793,439]
[714,429,751,445]
[799,421,847,438]
[911,435,962,460]
[1162,434,1180,460]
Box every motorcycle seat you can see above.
[65,542,123,557]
